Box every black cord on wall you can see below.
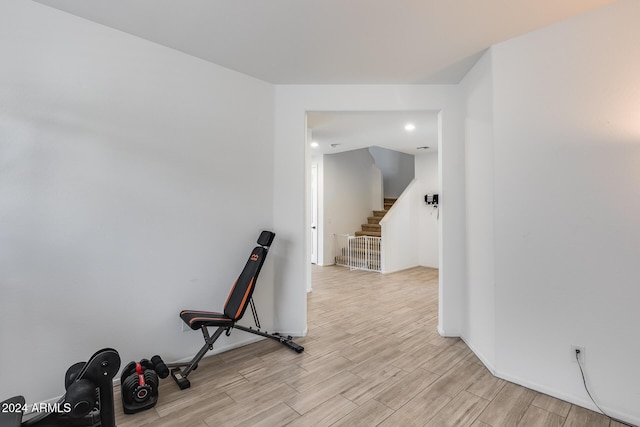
[575,350,636,427]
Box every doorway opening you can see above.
[305,110,441,288]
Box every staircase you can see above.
[334,198,396,272]
[355,198,396,237]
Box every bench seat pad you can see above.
[180,310,234,330]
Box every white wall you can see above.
[0,0,275,403]
[489,0,640,422]
[274,86,466,337]
[370,164,384,212]
[368,146,415,198]
[460,50,496,370]
[322,149,378,265]
[380,180,420,273]
[380,151,440,272]
[415,152,440,269]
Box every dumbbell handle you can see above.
[151,355,169,379]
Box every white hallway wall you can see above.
[492,0,640,421]
[461,0,640,423]
[460,49,496,370]
[368,146,415,199]
[0,0,275,403]
[322,148,378,265]
[380,179,421,273]
[378,151,440,273]
[416,152,440,269]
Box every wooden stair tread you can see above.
[355,231,381,237]
[350,200,399,241]
[361,224,381,231]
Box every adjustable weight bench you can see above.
[168,230,304,390]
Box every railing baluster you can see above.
[333,234,381,273]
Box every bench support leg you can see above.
[167,326,226,390]
[234,325,304,353]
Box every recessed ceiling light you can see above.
[310,141,319,148]
[405,123,416,131]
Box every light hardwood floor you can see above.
[114,265,622,427]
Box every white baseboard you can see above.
[459,334,639,426]
[437,325,460,338]
[382,264,419,274]
[460,335,496,376]
[493,369,639,426]
[275,327,308,338]
[167,335,264,366]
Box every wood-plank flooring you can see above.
[114,265,620,426]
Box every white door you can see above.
[311,163,318,264]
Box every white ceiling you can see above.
[308,111,438,156]
[33,0,617,157]
[35,0,616,85]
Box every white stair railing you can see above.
[334,234,381,272]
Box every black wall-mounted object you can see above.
[424,194,439,206]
